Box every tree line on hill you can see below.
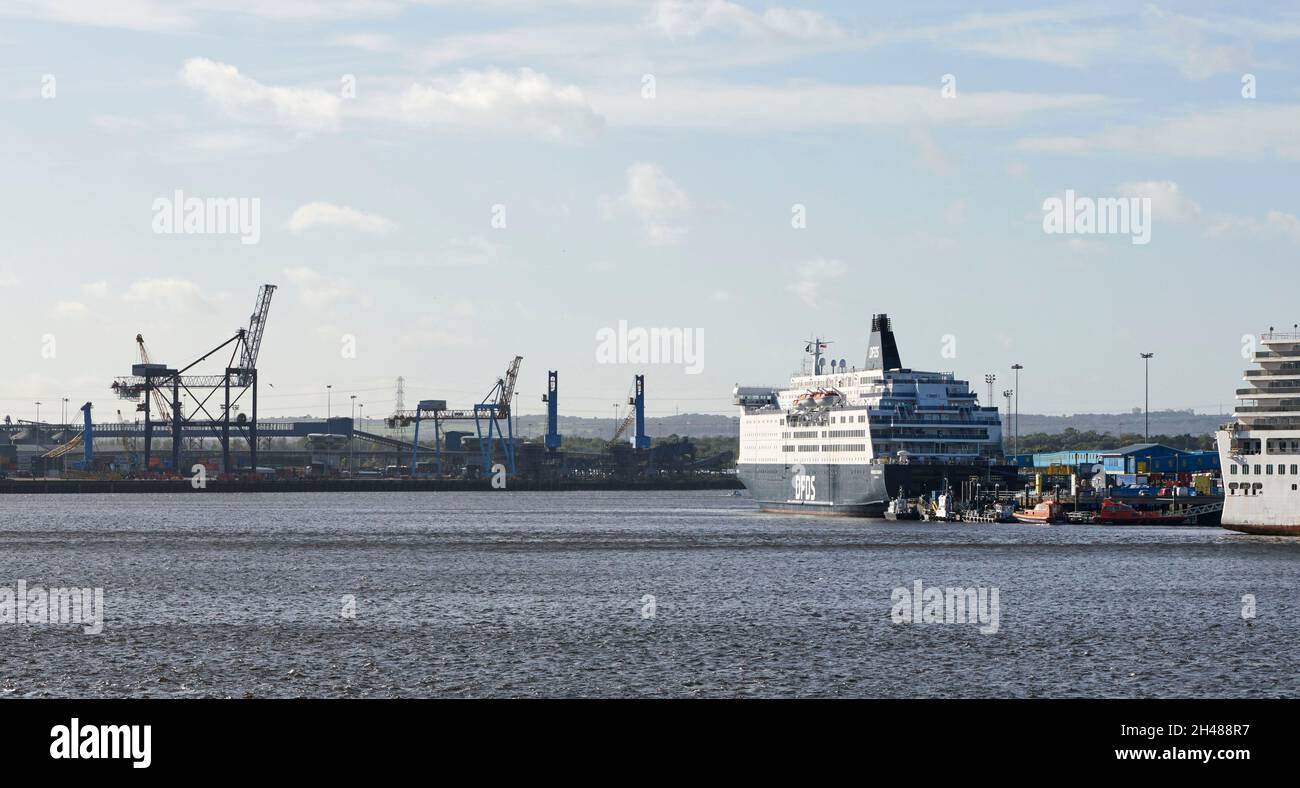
[1012,429,1215,454]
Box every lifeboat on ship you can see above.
[810,388,843,406]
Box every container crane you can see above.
[135,334,172,421]
[111,284,276,474]
[387,355,523,477]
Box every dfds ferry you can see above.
[734,315,1016,516]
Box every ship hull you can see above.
[1215,429,1300,535]
[1219,522,1300,535]
[736,462,1018,518]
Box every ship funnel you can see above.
[865,313,902,371]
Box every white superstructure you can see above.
[1216,330,1300,533]
[735,314,1002,467]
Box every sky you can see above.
[2,0,1299,425]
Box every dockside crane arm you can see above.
[239,284,276,377]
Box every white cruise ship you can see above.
[733,314,1014,516]
[1216,329,1300,534]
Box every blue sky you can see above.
[2,1,1299,423]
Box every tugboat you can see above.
[1094,498,1187,525]
[883,490,920,521]
[1012,500,1067,525]
[922,489,960,522]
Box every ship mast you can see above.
[804,337,833,375]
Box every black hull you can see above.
[736,462,1018,518]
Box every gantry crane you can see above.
[387,355,523,476]
[135,334,172,421]
[111,284,276,474]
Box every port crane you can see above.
[111,284,276,474]
[135,334,172,421]
[386,355,523,476]
[609,374,650,449]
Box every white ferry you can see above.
[1217,329,1300,534]
[733,314,1015,516]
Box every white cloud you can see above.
[592,81,1108,132]
[181,57,341,131]
[331,32,394,51]
[180,130,278,155]
[1015,105,1300,161]
[1139,6,1251,80]
[1102,182,1300,245]
[90,114,150,133]
[1265,210,1300,242]
[601,163,691,246]
[82,281,109,298]
[651,0,845,40]
[788,258,845,307]
[0,272,18,288]
[2,0,196,32]
[0,0,403,32]
[392,68,604,143]
[434,236,501,267]
[1116,181,1201,224]
[287,203,397,235]
[54,301,87,316]
[1208,209,1300,244]
[122,278,213,311]
[284,267,368,309]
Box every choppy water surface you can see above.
[0,491,1295,698]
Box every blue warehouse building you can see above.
[1099,443,1219,474]
[1012,443,1220,474]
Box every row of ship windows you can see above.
[1229,464,1300,475]
[782,430,867,439]
[783,445,868,453]
[1227,482,1300,494]
[781,415,868,426]
[1232,439,1300,454]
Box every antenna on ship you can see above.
[804,337,833,375]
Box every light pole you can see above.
[62,397,68,425]
[350,395,357,476]
[984,374,996,407]
[326,385,333,421]
[1141,352,1154,440]
[1011,364,1023,456]
[1002,390,1013,453]
[35,401,41,424]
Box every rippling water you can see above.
[0,491,1295,698]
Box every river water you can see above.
[0,491,1295,698]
